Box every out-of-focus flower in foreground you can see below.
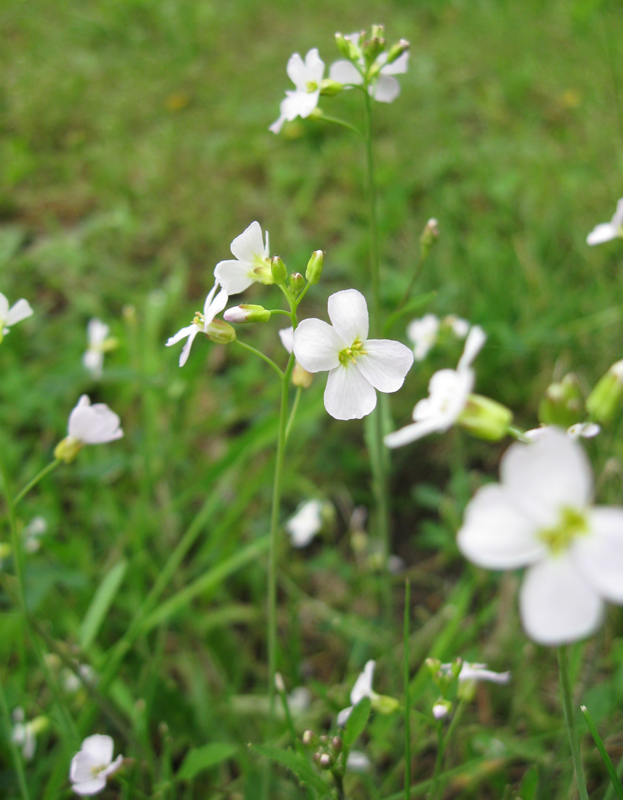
[166,283,230,367]
[83,319,117,378]
[69,734,123,796]
[55,395,123,463]
[587,198,623,246]
[270,49,325,134]
[0,292,33,343]
[214,222,272,295]
[457,427,623,645]
[293,289,413,420]
[12,708,47,761]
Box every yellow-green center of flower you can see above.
[306,81,318,92]
[193,311,205,329]
[252,256,274,285]
[538,506,589,555]
[338,338,367,366]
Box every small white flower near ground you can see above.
[55,395,123,462]
[23,516,47,554]
[83,319,113,378]
[346,750,371,772]
[293,289,413,420]
[407,314,439,361]
[0,292,33,341]
[69,735,123,796]
[286,499,326,548]
[166,283,229,367]
[214,222,271,295]
[337,660,376,726]
[330,33,408,103]
[457,427,623,645]
[587,198,623,246]
[12,708,36,761]
[270,49,325,134]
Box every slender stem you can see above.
[285,387,302,443]
[429,699,466,800]
[235,340,284,378]
[558,646,590,800]
[13,460,60,507]
[581,704,623,800]
[404,580,412,800]
[318,113,365,140]
[0,675,30,800]
[332,769,346,800]
[363,90,380,332]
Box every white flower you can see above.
[293,289,413,421]
[286,499,325,548]
[68,396,123,445]
[337,660,376,726]
[432,702,449,720]
[83,319,111,378]
[270,49,325,134]
[587,198,623,246]
[23,516,47,554]
[385,325,485,447]
[443,315,470,338]
[63,664,96,694]
[346,751,371,772]
[526,423,601,441]
[12,708,36,761]
[70,734,123,796]
[166,283,229,367]
[440,662,510,685]
[0,292,33,340]
[407,314,439,361]
[213,222,271,295]
[329,33,408,103]
[457,427,623,646]
[288,687,312,714]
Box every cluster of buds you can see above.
[302,730,343,772]
[335,25,409,78]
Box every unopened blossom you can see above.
[286,499,326,548]
[385,326,486,447]
[0,292,33,342]
[293,289,413,420]
[457,427,623,645]
[70,734,123,796]
[214,222,271,295]
[337,660,376,726]
[55,395,123,462]
[83,319,115,378]
[270,49,325,134]
[166,282,229,367]
[587,198,623,246]
[330,33,408,103]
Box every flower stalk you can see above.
[557,646,590,800]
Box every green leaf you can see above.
[518,765,539,800]
[343,696,371,749]
[252,744,329,795]
[79,559,128,650]
[176,742,237,781]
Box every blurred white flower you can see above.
[70,734,123,796]
[337,660,376,726]
[441,661,510,685]
[346,750,371,772]
[407,314,439,361]
[385,326,485,447]
[457,427,623,645]
[293,289,413,420]
[286,499,326,548]
[12,708,36,761]
[432,701,449,720]
[444,315,470,338]
[525,422,601,442]
[55,395,123,462]
[166,283,229,367]
[0,292,33,341]
[587,198,623,246]
[288,687,312,714]
[23,516,47,554]
[270,49,325,134]
[330,33,408,103]
[83,319,114,378]
[214,222,271,295]
[63,664,96,694]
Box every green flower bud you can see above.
[457,395,513,441]
[271,256,288,285]
[425,658,441,676]
[363,35,385,64]
[305,250,324,284]
[539,374,583,428]
[371,693,400,715]
[335,31,362,61]
[54,435,83,464]
[386,39,410,65]
[331,736,343,754]
[320,79,343,97]
[302,730,316,747]
[290,272,305,293]
[586,360,623,423]
[206,319,236,344]
[419,218,439,260]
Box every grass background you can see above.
[1,0,623,797]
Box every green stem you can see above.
[0,675,30,800]
[581,704,623,800]
[13,460,60,507]
[236,340,284,378]
[285,387,302,443]
[429,699,466,800]
[363,90,380,333]
[318,113,365,140]
[557,646,589,800]
[404,580,412,800]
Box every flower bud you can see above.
[292,363,313,388]
[420,218,439,260]
[206,319,236,344]
[386,39,410,65]
[539,374,583,428]
[425,658,441,676]
[457,395,513,441]
[362,34,385,64]
[302,730,316,747]
[371,693,400,715]
[335,32,361,61]
[305,250,324,284]
[54,435,83,464]
[320,79,343,97]
[319,753,332,769]
[432,700,451,720]
[586,360,623,423]
[290,272,305,293]
[274,673,286,693]
[331,736,343,754]
[224,304,271,324]
[271,256,288,285]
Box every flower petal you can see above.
[351,660,375,704]
[355,339,413,393]
[457,484,546,569]
[87,318,109,346]
[337,705,353,727]
[329,60,363,85]
[214,259,255,295]
[304,48,324,85]
[612,197,623,229]
[6,299,33,326]
[457,325,485,371]
[203,287,229,327]
[81,734,114,764]
[293,319,341,372]
[519,556,604,645]
[324,364,376,420]
[166,324,195,347]
[380,51,409,75]
[369,74,400,103]
[229,221,265,264]
[279,327,294,354]
[587,223,617,246]
[72,777,107,796]
[501,428,592,528]
[269,114,286,134]
[573,507,623,602]
[327,289,369,344]
[0,293,8,319]
[384,415,449,448]
[179,327,199,367]
[286,52,306,89]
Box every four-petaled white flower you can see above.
[0,292,33,341]
[83,319,112,378]
[214,222,271,295]
[587,198,623,246]
[68,396,123,445]
[293,289,413,420]
[166,283,229,367]
[329,33,409,104]
[286,499,326,548]
[457,427,623,646]
[337,660,376,726]
[385,326,485,447]
[270,49,325,134]
[69,734,123,796]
